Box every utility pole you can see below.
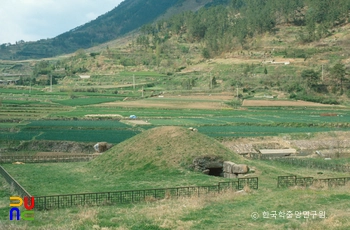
[209,73,212,90]
[142,86,144,97]
[50,74,52,92]
[236,84,239,98]
[29,76,32,93]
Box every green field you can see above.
[26,120,131,128]
[1,119,348,143]
[2,162,231,196]
[198,125,348,137]
[51,97,121,106]
[1,86,350,230]
[0,120,139,143]
[1,157,349,229]
[1,106,349,143]
[2,158,349,196]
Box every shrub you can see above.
[180,45,189,53]
[289,93,297,99]
[292,93,339,105]
[225,100,242,108]
[202,48,210,59]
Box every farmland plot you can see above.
[26,120,131,129]
[0,120,140,143]
[198,125,349,138]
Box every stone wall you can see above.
[223,161,249,178]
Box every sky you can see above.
[0,0,124,44]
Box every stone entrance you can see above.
[191,156,224,177]
[192,156,250,178]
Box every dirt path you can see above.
[123,120,151,125]
[242,100,335,107]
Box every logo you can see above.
[9,196,35,221]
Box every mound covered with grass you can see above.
[89,126,241,173]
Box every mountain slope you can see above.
[0,0,213,60]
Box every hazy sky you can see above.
[0,0,124,44]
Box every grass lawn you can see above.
[2,157,349,196]
[0,158,350,229]
[2,162,231,196]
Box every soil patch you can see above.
[222,137,291,155]
[85,114,123,118]
[123,120,151,125]
[164,93,233,101]
[222,132,350,157]
[242,100,335,107]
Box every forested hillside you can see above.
[138,0,350,57]
[3,0,349,61]
[126,0,350,102]
[0,0,182,60]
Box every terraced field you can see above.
[1,120,139,144]
[1,86,349,144]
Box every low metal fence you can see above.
[34,177,259,210]
[277,175,350,188]
[218,177,259,191]
[0,155,97,164]
[0,166,258,210]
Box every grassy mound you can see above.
[89,126,242,173]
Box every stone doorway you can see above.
[192,156,224,177]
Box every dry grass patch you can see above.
[300,210,350,230]
[76,208,99,225]
[109,189,245,230]
[0,223,30,230]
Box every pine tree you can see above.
[330,63,347,94]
